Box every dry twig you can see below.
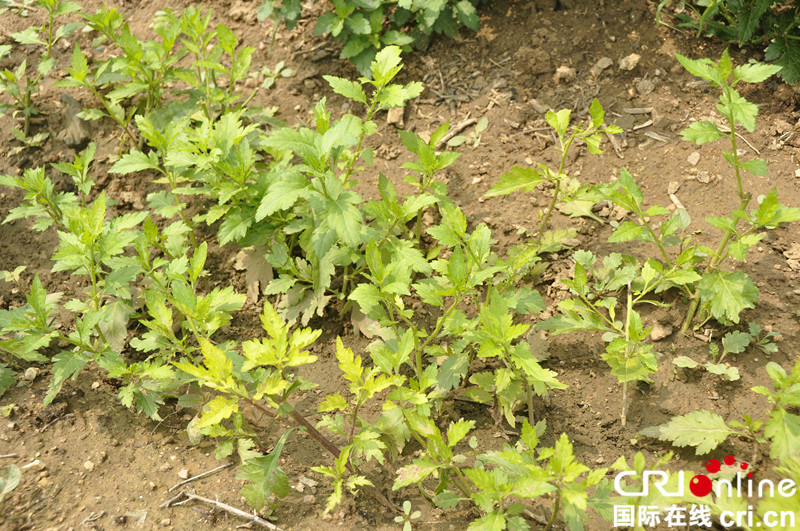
[161,490,282,530]
[437,118,478,148]
[168,462,234,492]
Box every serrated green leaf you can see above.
[485,166,547,197]
[698,270,758,324]
[109,150,160,174]
[765,409,800,461]
[681,120,724,144]
[643,410,735,455]
[324,75,367,104]
[722,330,750,354]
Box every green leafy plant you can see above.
[538,251,664,427]
[673,322,778,381]
[641,357,800,461]
[660,0,800,83]
[0,0,80,141]
[0,143,246,417]
[485,99,622,247]
[314,0,483,74]
[394,500,421,531]
[394,419,610,530]
[675,50,800,332]
[594,53,799,334]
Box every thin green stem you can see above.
[536,137,574,238]
[545,491,561,530]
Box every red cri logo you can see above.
[689,454,752,497]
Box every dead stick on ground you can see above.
[168,462,234,493]
[0,453,18,459]
[605,132,624,159]
[161,490,282,530]
[40,413,74,433]
[437,118,478,148]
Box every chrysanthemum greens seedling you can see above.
[674,50,800,332]
[0,0,80,142]
[485,99,622,249]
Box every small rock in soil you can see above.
[687,151,700,166]
[668,181,681,194]
[83,460,95,472]
[619,53,641,71]
[160,518,171,527]
[529,98,549,114]
[23,459,46,471]
[696,170,711,183]
[650,323,673,341]
[636,79,655,96]
[302,494,316,504]
[23,367,40,381]
[553,65,576,85]
[386,107,404,128]
[516,46,552,75]
[590,57,614,77]
[177,468,189,479]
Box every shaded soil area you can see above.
[1,0,799,529]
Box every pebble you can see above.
[177,468,189,479]
[687,151,700,166]
[386,107,404,128]
[553,65,576,84]
[668,181,681,194]
[91,381,100,390]
[636,79,655,96]
[23,367,40,381]
[83,460,95,472]
[302,494,316,504]
[650,323,673,341]
[23,459,46,471]
[590,57,614,77]
[619,53,641,71]
[161,518,171,526]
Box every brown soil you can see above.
[1,0,799,530]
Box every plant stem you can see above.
[545,491,561,530]
[620,282,634,428]
[679,193,751,334]
[536,137,573,238]
[525,378,535,427]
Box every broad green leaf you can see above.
[672,356,700,368]
[237,429,293,510]
[734,62,782,84]
[681,121,724,144]
[323,75,367,104]
[765,409,800,461]
[195,396,239,429]
[109,150,160,174]
[546,109,571,138]
[720,88,758,132]
[608,221,645,243]
[446,419,475,447]
[698,270,758,324]
[642,410,735,455]
[739,158,768,176]
[722,330,750,354]
[484,166,546,197]
[675,53,721,85]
